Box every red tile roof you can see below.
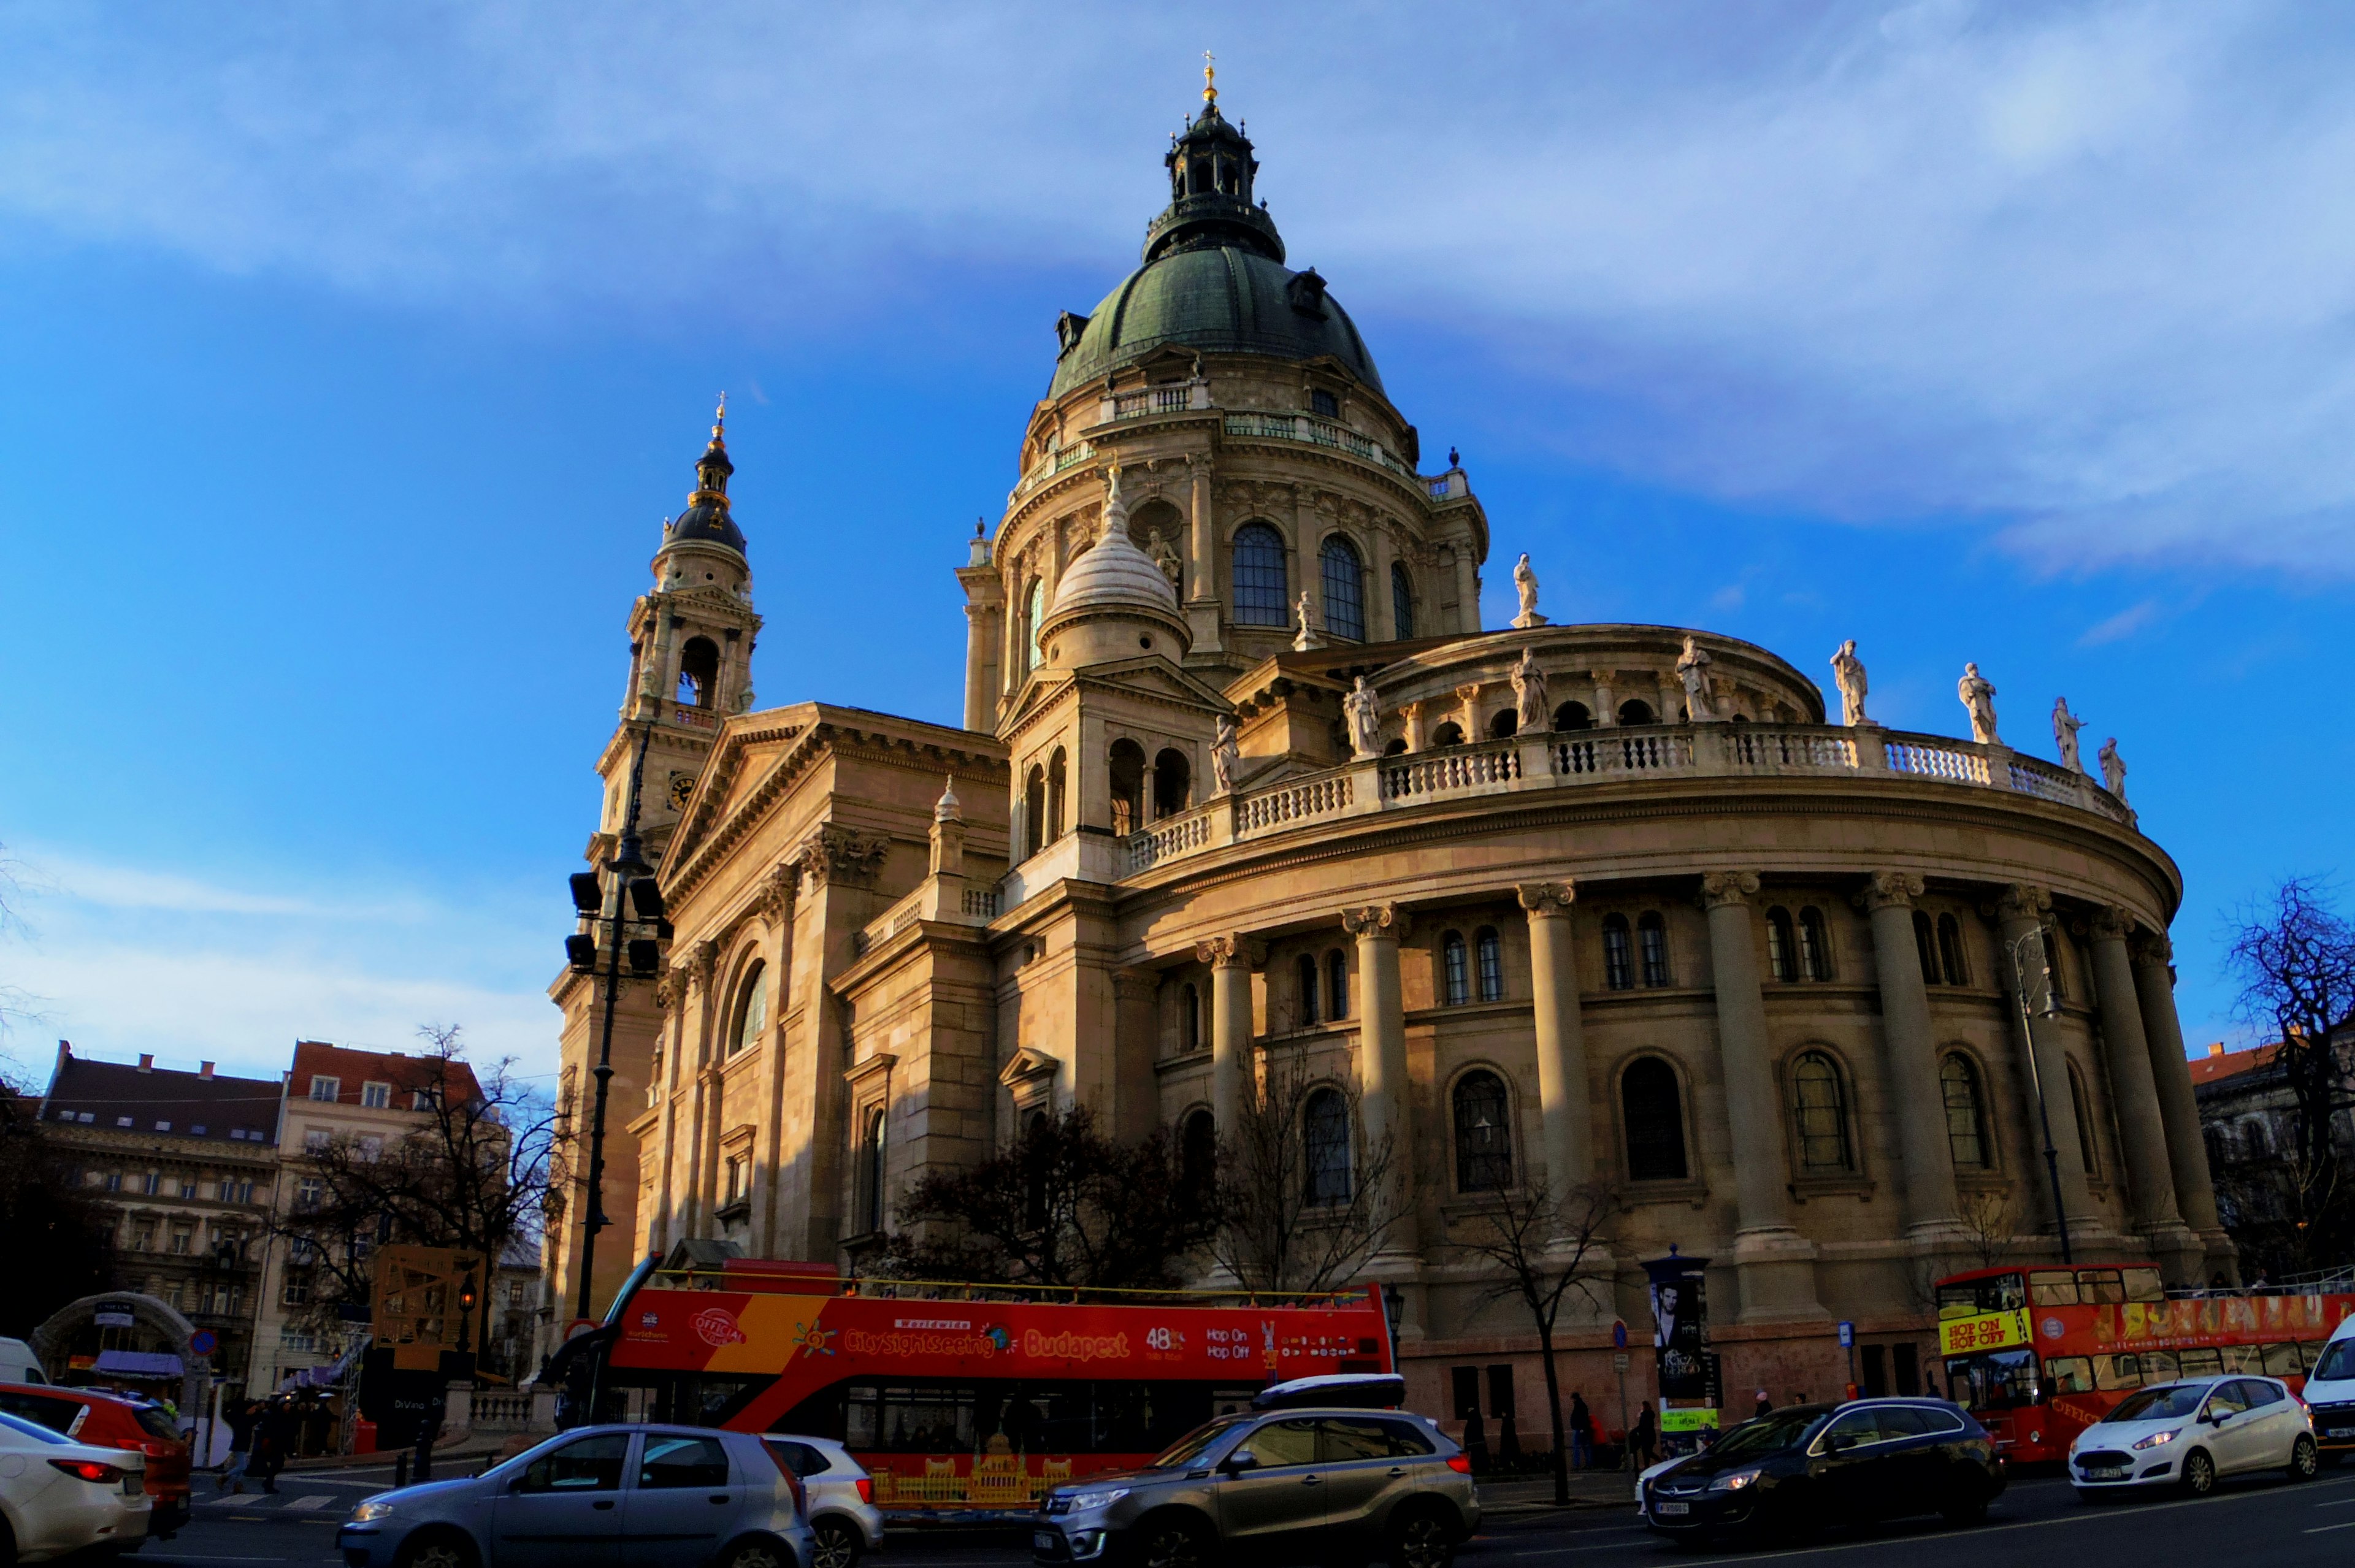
[289,1041,483,1108]
[2188,1044,2274,1087]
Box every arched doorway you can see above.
[32,1291,210,1431]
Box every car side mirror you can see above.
[1221,1450,1260,1474]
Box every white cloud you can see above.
[5,3,2355,573]
[2078,597,2162,645]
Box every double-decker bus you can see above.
[559,1257,1396,1518]
[1934,1262,2355,1464]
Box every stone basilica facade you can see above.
[548,89,2231,1409]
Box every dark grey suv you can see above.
[1032,1383,1476,1568]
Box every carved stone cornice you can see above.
[1515,882,1577,915]
[1341,904,1412,941]
[1994,882,2052,922]
[796,825,890,889]
[1196,934,1268,969]
[1699,870,1761,909]
[2090,904,2134,942]
[1854,870,1925,913]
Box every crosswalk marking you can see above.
[281,1496,335,1512]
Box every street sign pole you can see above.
[1839,1320,1857,1398]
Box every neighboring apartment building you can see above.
[37,1044,284,1390]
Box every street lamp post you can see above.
[2004,927,2073,1266]
[565,725,667,1322]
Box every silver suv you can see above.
[1033,1382,1476,1568]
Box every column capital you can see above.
[2129,928,2175,967]
[1196,934,1266,969]
[1516,881,1577,914]
[1341,904,1412,942]
[2090,904,2135,941]
[1112,966,1159,1000]
[1853,870,1925,913]
[759,862,800,924]
[1699,870,1761,909]
[690,938,722,987]
[1993,882,2052,922]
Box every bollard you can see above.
[394,1453,410,1489]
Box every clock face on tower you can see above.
[667,772,696,811]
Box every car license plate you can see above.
[2086,1467,2128,1480]
[2329,1428,2355,1440]
[1035,1532,1059,1553]
[1656,1502,1690,1516]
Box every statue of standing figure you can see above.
[1511,553,1547,629]
[1344,676,1383,759]
[1829,640,1870,727]
[2098,736,2128,802]
[1957,662,2000,745]
[1146,527,1182,591]
[1511,648,1549,732]
[1675,635,1717,721]
[1291,589,1325,651]
[1211,715,1242,794]
[2052,697,2086,773]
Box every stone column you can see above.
[2088,909,2191,1239]
[1591,671,1617,728]
[1343,904,1418,1258]
[1855,871,1962,1239]
[1700,871,1824,1321]
[1185,454,1222,653]
[1368,528,1396,642]
[2129,930,2234,1279]
[960,600,997,732]
[1197,936,1261,1136]
[1451,543,1480,633]
[1516,883,1593,1196]
[1994,884,2097,1241]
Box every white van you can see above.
[0,1339,47,1385]
[2307,1317,2355,1464]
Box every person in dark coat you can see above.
[1461,1407,1488,1474]
[1568,1392,1595,1470]
[253,1400,298,1494]
[1631,1402,1660,1467]
[1754,1389,1773,1418]
[218,1401,259,1494]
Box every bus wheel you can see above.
[2288,1434,2319,1482]
[2178,1450,2216,1497]
[1136,1517,1209,1568]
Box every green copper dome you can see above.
[1046,102,1384,400]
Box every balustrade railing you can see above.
[1237,773,1353,833]
[1554,729,1696,778]
[1724,727,1856,773]
[1222,413,1422,482]
[1126,807,1216,873]
[1885,737,1991,785]
[1380,738,1523,800]
[1111,384,1199,419]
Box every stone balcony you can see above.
[1120,722,2134,878]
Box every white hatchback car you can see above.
[761,1436,885,1568]
[2070,1376,2316,1498]
[0,1409,151,1559]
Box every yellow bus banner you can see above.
[1940,1309,2031,1357]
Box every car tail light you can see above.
[50,1459,125,1484]
[1445,1453,1472,1474]
[856,1477,875,1504]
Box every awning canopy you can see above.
[92,1349,184,1379]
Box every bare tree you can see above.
[1451,1177,1621,1505]
[278,1025,554,1367]
[0,1076,117,1334]
[2225,878,2355,1264]
[1213,1049,1403,1293]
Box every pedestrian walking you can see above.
[1568,1391,1595,1471]
[218,1401,258,1494]
[1631,1402,1660,1467]
[253,1399,297,1494]
[1753,1389,1772,1418]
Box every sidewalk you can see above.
[1476,1469,1639,1514]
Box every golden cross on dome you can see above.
[712,392,727,440]
[1203,52,1216,104]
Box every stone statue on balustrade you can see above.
[1511,648,1548,732]
[1675,635,1718,721]
[2052,697,2086,773]
[1211,715,1241,794]
[1829,639,1871,727]
[1511,553,1547,629]
[2098,736,2128,802]
[1147,526,1182,591]
[1292,590,1325,651]
[1958,662,2000,745]
[1344,676,1383,760]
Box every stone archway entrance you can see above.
[30,1293,210,1421]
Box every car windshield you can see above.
[1150,1415,1250,1469]
[2101,1383,2210,1423]
[2314,1340,2355,1383]
[0,1412,71,1445]
[1708,1410,1825,1459]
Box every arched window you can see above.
[1937,914,1969,986]
[1383,738,1407,755]
[1431,721,1465,748]
[1303,1088,1351,1206]
[1940,1054,1988,1169]
[2040,925,2069,1001]
[1182,982,1201,1054]
[1026,579,1046,671]
[1109,739,1146,837]
[858,1106,887,1234]
[1791,1052,1853,1171]
[1602,915,1633,990]
[1326,950,1349,1021]
[1024,766,1046,859]
[1476,927,1504,1002]
[677,637,720,707]
[1232,523,1289,626]
[1453,1071,1514,1192]
[1552,701,1592,732]
[1766,908,1798,982]
[1047,748,1068,841]
[1320,537,1366,641]
[1638,913,1670,987]
[1153,749,1191,818]
[1296,954,1320,1028]
[2068,1063,2098,1174]
[1799,908,1832,981]
[1617,699,1656,726]
[1390,561,1415,640]
[1913,912,1940,985]
[1487,709,1518,739]
[1442,932,1469,1006]
[1622,1058,1688,1180]
[1181,1109,1216,1195]
[730,962,768,1057]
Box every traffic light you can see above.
[629,878,665,920]
[627,939,661,976]
[569,872,602,914]
[564,935,597,971]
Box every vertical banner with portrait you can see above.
[1644,1252,1712,1402]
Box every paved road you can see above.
[129,1463,2355,1568]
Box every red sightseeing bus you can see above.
[569,1257,1397,1517]
[1934,1262,2355,1464]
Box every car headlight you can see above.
[2131,1429,2180,1451]
[1066,1488,1129,1512]
[1707,1468,1761,1492]
[351,1501,397,1523]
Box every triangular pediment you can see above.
[998,1046,1059,1087]
[1072,657,1233,711]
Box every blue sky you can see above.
[1,1,2349,1084]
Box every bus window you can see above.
[2218,1345,2264,1374]
[2300,1341,2334,1374]
[2078,1269,2126,1305]
[2177,1347,2224,1377]
[2045,1356,2094,1395]
[2091,1353,2143,1392]
[2029,1270,2078,1307]
[1947,1347,2040,1410]
[2140,1349,2180,1383]
[1938,1272,2028,1319]
[2263,1343,2305,1377]
[2121,1267,2165,1302]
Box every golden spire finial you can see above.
[1203,51,1216,105]
[712,391,727,442]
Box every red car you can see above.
[0,1386,190,1538]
